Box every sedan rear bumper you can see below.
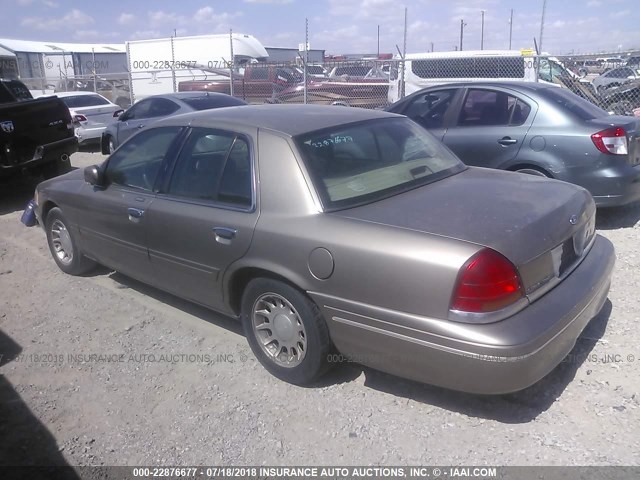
[311,235,615,394]
[586,164,640,207]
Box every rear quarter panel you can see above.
[228,129,479,320]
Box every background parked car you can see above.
[576,59,605,77]
[56,78,131,109]
[29,105,614,394]
[295,64,328,78]
[386,81,640,207]
[591,66,640,93]
[599,79,640,115]
[101,92,247,153]
[53,92,121,148]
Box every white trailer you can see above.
[126,33,269,102]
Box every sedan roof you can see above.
[155,104,402,136]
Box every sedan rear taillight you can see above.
[450,248,524,316]
[73,114,87,123]
[591,127,628,155]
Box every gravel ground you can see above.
[0,151,639,468]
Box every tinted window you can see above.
[334,66,372,76]
[180,95,247,110]
[540,87,607,121]
[167,128,252,207]
[121,99,151,120]
[148,98,180,117]
[0,80,32,102]
[458,89,530,127]
[250,68,269,80]
[60,94,110,108]
[403,89,457,129]
[295,118,464,210]
[105,127,182,190]
[412,57,525,79]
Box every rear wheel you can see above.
[241,278,332,385]
[41,157,72,180]
[45,207,96,275]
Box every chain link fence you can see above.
[17,54,640,117]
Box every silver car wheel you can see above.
[252,293,307,368]
[50,219,74,265]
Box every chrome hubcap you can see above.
[252,293,307,368]
[51,219,73,265]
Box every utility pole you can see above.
[539,0,547,54]
[481,10,485,50]
[459,19,466,51]
[430,41,434,52]
[377,25,380,58]
[509,9,513,50]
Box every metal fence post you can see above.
[229,29,235,97]
[304,18,308,105]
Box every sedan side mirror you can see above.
[113,109,124,118]
[84,165,104,186]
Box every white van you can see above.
[388,50,576,103]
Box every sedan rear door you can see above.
[441,87,536,169]
[144,126,259,312]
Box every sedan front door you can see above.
[77,126,184,283]
[115,97,180,146]
[441,87,536,169]
[144,127,259,311]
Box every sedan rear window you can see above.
[60,94,110,108]
[295,118,465,210]
[540,88,608,120]
[180,95,247,110]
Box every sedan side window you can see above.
[167,128,253,207]
[147,98,180,117]
[404,90,456,129]
[458,89,530,127]
[120,99,151,121]
[104,127,183,191]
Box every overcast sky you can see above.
[3,0,639,55]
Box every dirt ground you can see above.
[0,151,639,468]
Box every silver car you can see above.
[54,91,121,147]
[386,82,640,207]
[28,105,614,394]
[591,66,640,93]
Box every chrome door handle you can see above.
[213,227,237,244]
[127,208,145,222]
[498,137,518,146]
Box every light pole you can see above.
[509,9,513,50]
[480,10,485,50]
[377,25,380,57]
[459,19,466,51]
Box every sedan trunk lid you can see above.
[334,167,594,268]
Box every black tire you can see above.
[41,158,72,180]
[45,207,96,275]
[241,278,333,385]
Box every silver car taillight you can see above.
[591,127,628,155]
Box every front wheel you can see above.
[45,207,96,275]
[241,278,333,385]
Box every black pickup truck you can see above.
[0,78,78,180]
